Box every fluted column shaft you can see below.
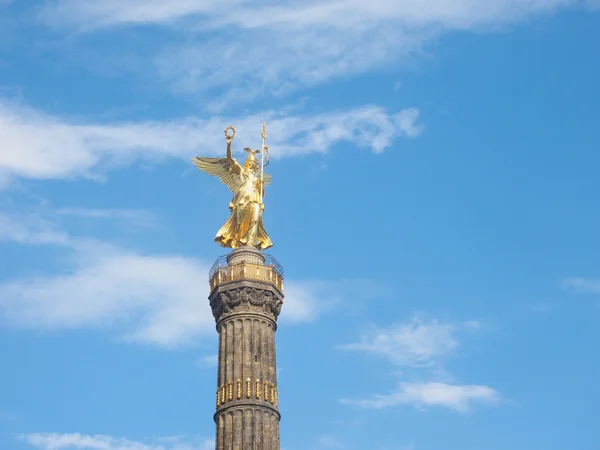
[215,316,280,449]
[209,247,284,450]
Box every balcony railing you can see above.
[209,254,284,291]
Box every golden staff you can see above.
[260,122,267,204]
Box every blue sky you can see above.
[1,1,600,449]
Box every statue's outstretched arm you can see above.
[225,130,242,175]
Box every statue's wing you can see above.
[192,156,242,193]
[254,168,272,187]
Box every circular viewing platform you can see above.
[209,248,284,292]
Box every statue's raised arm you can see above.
[191,124,274,250]
[191,126,244,194]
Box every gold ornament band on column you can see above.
[215,379,279,407]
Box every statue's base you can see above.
[226,246,265,266]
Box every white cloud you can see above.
[339,316,478,367]
[196,354,218,368]
[0,207,213,347]
[39,1,598,32]
[0,245,356,345]
[20,433,214,450]
[0,199,159,247]
[0,101,421,183]
[153,26,429,106]
[0,208,346,346]
[0,410,15,420]
[35,1,600,104]
[563,277,600,294]
[317,434,346,449]
[0,211,69,245]
[339,317,498,413]
[282,278,386,324]
[281,281,341,323]
[0,200,161,246]
[341,381,499,412]
[56,207,159,230]
[0,242,215,347]
[37,0,232,29]
[530,302,556,313]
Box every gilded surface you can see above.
[216,378,279,409]
[192,124,273,250]
[210,261,284,292]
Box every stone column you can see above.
[209,247,284,450]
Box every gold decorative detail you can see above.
[209,261,283,291]
[192,124,273,250]
[224,125,236,142]
[216,378,279,408]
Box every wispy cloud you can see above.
[56,207,159,230]
[0,410,15,421]
[42,0,600,31]
[0,245,370,346]
[0,207,354,346]
[0,100,421,184]
[34,0,600,105]
[0,211,69,245]
[530,302,556,313]
[0,199,159,246]
[317,434,346,449]
[0,241,216,347]
[196,354,218,368]
[563,277,600,294]
[281,281,342,323]
[339,316,497,412]
[341,381,499,413]
[339,316,479,367]
[19,433,214,450]
[36,0,232,30]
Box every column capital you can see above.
[209,281,284,323]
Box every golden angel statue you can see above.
[191,124,273,250]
